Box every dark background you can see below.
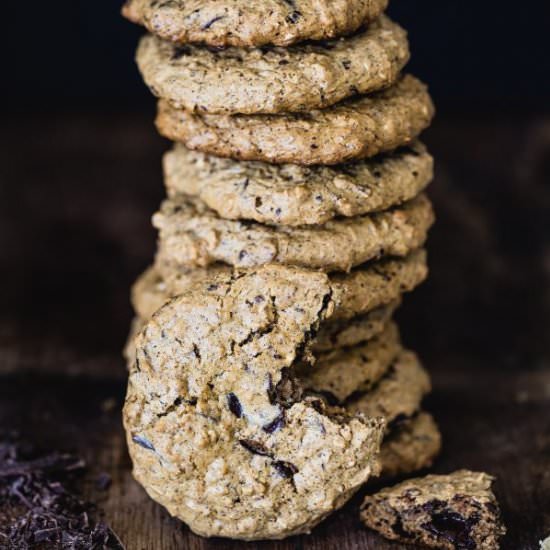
[1,2,549,549]
[4,1,550,111]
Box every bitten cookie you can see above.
[125,299,399,368]
[360,470,506,549]
[132,250,428,323]
[125,265,385,540]
[153,194,434,272]
[123,0,388,48]
[156,75,435,165]
[164,142,433,226]
[137,16,409,115]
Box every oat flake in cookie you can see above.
[360,470,506,549]
[124,265,385,540]
[156,74,435,165]
[123,0,388,48]
[153,194,434,273]
[136,16,409,115]
[164,141,433,226]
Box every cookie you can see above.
[378,412,441,480]
[124,265,385,540]
[156,74,435,165]
[130,264,231,321]
[299,322,400,402]
[153,194,434,272]
[328,249,427,321]
[137,16,408,115]
[164,142,433,226]
[347,350,431,424]
[132,249,427,323]
[314,299,399,352]
[122,0,388,48]
[360,470,506,549]
[127,301,398,368]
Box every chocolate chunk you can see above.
[201,15,225,30]
[422,509,479,549]
[263,412,286,434]
[273,460,298,478]
[132,435,155,452]
[239,439,270,457]
[227,393,243,418]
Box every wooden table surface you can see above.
[0,110,549,549]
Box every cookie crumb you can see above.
[360,470,506,549]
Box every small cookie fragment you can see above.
[360,470,506,549]
[123,0,388,48]
[156,74,435,165]
[379,412,441,480]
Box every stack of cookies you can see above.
[122,0,441,541]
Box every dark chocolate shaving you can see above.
[0,433,124,549]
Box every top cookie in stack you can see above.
[123,0,437,542]
[123,0,390,47]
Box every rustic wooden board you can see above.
[0,112,549,549]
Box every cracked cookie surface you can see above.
[125,299,399,368]
[153,194,434,272]
[360,470,506,549]
[156,74,434,165]
[123,0,388,47]
[125,265,385,540]
[137,16,408,115]
[164,141,432,226]
[131,250,427,325]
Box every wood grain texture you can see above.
[0,112,549,549]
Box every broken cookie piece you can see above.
[360,470,506,549]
